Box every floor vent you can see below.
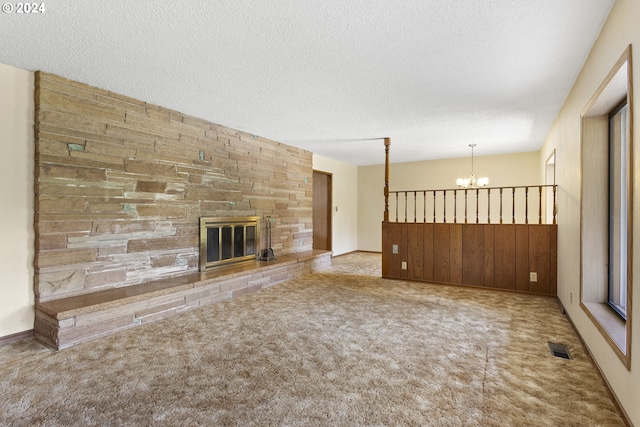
[548,342,571,359]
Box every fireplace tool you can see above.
[260,216,276,261]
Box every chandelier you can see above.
[456,144,489,188]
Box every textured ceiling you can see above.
[0,1,614,165]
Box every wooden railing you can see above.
[387,185,557,225]
[381,139,558,296]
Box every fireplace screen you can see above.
[199,216,260,271]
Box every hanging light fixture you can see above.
[456,144,489,188]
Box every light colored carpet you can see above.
[0,252,625,426]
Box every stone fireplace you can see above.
[199,216,260,271]
[31,73,328,350]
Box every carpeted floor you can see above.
[0,252,625,426]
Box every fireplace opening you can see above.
[199,216,260,271]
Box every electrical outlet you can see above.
[401,261,407,270]
[392,244,398,254]
[529,272,538,282]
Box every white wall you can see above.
[312,154,358,256]
[0,63,34,337]
[358,151,540,252]
[540,0,639,423]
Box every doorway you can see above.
[312,170,332,251]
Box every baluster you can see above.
[464,189,468,224]
[404,192,408,223]
[525,187,529,224]
[538,186,543,224]
[414,191,417,223]
[443,190,447,223]
[423,191,427,223]
[487,188,491,224]
[384,138,390,222]
[475,188,480,224]
[553,185,557,225]
[395,192,399,222]
[433,191,436,223]
[453,189,457,224]
[499,188,503,224]
[512,187,516,224]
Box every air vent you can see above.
[548,342,571,359]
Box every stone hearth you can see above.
[35,251,331,350]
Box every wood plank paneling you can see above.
[433,224,450,282]
[384,222,405,279]
[515,225,529,292]
[529,226,550,294]
[549,226,558,295]
[399,224,408,279]
[494,226,516,289]
[407,223,424,280]
[484,225,495,287]
[450,224,463,284]
[423,224,434,282]
[381,222,392,277]
[462,225,484,286]
[381,222,558,296]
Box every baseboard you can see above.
[563,311,633,427]
[385,275,557,299]
[331,250,381,258]
[0,329,35,346]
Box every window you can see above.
[580,45,632,370]
[608,100,629,320]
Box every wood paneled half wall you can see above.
[382,222,557,295]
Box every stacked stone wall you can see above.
[35,72,313,301]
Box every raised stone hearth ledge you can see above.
[35,250,331,350]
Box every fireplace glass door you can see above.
[200,217,260,271]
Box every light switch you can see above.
[392,244,398,254]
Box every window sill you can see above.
[582,301,626,357]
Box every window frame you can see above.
[580,45,633,370]
[608,99,629,320]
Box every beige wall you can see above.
[0,63,35,336]
[540,0,639,423]
[358,151,540,251]
[312,154,358,256]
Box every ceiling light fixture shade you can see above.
[456,144,489,188]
